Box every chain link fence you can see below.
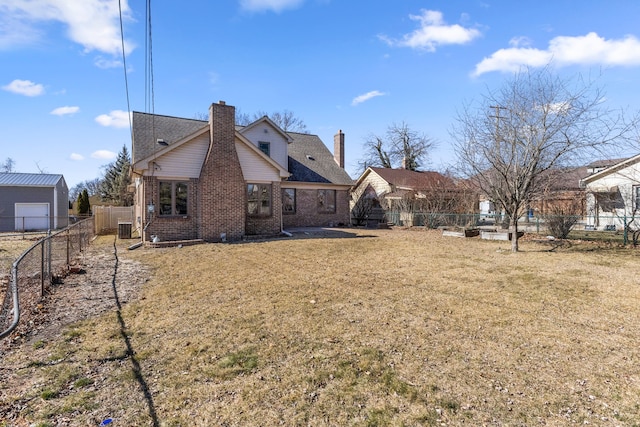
[0,218,95,342]
[382,210,639,242]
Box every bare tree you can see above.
[360,122,434,171]
[234,109,308,133]
[452,66,636,252]
[350,184,376,226]
[1,157,15,172]
[70,178,102,202]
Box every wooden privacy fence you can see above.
[93,206,135,235]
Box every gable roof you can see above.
[131,110,353,186]
[581,153,640,185]
[363,167,455,190]
[0,173,64,187]
[238,116,293,143]
[132,112,208,164]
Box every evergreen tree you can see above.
[78,189,91,215]
[100,145,133,206]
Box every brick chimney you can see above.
[198,101,246,241]
[334,129,345,168]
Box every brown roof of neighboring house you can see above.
[586,158,629,169]
[541,166,591,191]
[369,167,456,190]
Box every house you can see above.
[580,154,640,230]
[0,173,69,232]
[477,166,591,221]
[351,167,474,226]
[130,101,353,242]
[528,166,590,217]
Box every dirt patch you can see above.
[0,236,150,425]
[1,236,149,352]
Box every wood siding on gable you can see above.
[587,163,640,192]
[235,141,281,182]
[240,124,288,169]
[360,171,392,197]
[149,134,209,179]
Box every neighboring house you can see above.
[130,101,353,242]
[351,167,472,226]
[528,166,590,216]
[0,173,69,232]
[580,154,640,230]
[477,166,591,220]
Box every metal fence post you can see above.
[40,239,45,297]
[47,230,52,286]
[623,215,628,245]
[66,228,70,268]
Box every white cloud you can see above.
[473,32,640,76]
[51,106,79,116]
[380,9,481,52]
[352,90,387,106]
[95,110,131,128]
[91,150,116,160]
[240,0,304,13]
[70,153,84,161]
[2,79,44,96]
[0,0,135,56]
[94,56,123,69]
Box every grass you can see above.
[0,234,44,275]
[2,228,640,426]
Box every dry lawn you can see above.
[1,229,640,426]
[0,234,45,275]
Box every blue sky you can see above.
[2,0,640,189]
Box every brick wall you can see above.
[142,177,199,241]
[246,181,283,235]
[198,102,247,242]
[282,188,350,228]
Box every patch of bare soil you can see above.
[0,237,150,425]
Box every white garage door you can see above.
[15,203,49,231]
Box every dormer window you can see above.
[258,141,270,157]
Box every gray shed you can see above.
[0,173,69,232]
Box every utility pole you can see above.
[489,105,507,142]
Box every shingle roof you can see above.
[131,111,353,185]
[286,132,353,185]
[369,167,455,190]
[132,112,208,164]
[541,166,590,191]
[586,158,629,169]
[0,173,63,187]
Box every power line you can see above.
[118,0,132,137]
[145,0,155,116]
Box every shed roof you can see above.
[0,173,64,187]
